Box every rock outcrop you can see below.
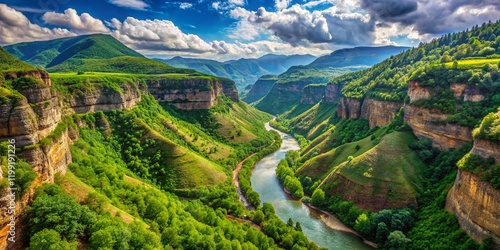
[242,76,276,103]
[300,85,325,104]
[337,97,362,119]
[66,83,142,114]
[323,83,342,103]
[407,81,431,102]
[404,105,472,150]
[446,170,500,248]
[147,77,238,110]
[360,98,403,128]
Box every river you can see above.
[250,123,371,250]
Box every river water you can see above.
[250,123,371,250]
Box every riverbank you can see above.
[306,203,378,248]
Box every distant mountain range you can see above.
[158,54,317,91]
[250,45,410,114]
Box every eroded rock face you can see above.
[404,105,472,150]
[0,99,38,147]
[66,83,142,114]
[337,97,362,119]
[408,81,431,102]
[300,85,326,104]
[243,77,276,103]
[472,139,500,163]
[147,78,238,110]
[323,83,342,103]
[360,98,403,128]
[446,170,500,248]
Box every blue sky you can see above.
[0,0,499,61]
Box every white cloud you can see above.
[109,0,149,10]
[43,8,109,33]
[275,0,291,10]
[0,4,75,45]
[228,0,245,6]
[111,17,215,53]
[179,3,193,9]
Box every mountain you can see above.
[4,34,197,74]
[251,46,409,114]
[159,53,317,91]
[269,20,500,249]
[5,34,142,67]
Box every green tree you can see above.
[385,230,411,249]
[311,189,325,207]
[28,229,76,250]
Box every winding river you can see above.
[251,123,371,250]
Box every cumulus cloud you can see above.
[110,17,215,53]
[361,0,500,35]
[211,40,257,54]
[233,5,335,46]
[0,4,75,45]
[275,0,291,10]
[43,8,109,33]
[109,0,149,10]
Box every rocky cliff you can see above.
[323,83,342,103]
[446,109,500,248]
[446,170,500,248]
[404,105,472,150]
[146,77,238,110]
[300,85,325,104]
[337,97,362,119]
[404,80,485,150]
[242,76,276,103]
[66,83,142,114]
[361,99,403,128]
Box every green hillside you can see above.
[5,34,143,68]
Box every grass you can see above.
[331,132,424,197]
[444,57,500,69]
[298,127,386,180]
[137,119,227,188]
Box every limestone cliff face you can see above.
[323,83,342,103]
[404,105,472,150]
[446,170,500,247]
[3,70,51,86]
[408,81,431,102]
[0,76,61,148]
[300,85,325,104]
[471,139,500,163]
[147,77,238,110]
[337,97,362,119]
[243,77,276,103]
[66,83,142,114]
[360,98,403,128]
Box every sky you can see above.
[0,0,499,61]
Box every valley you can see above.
[0,5,499,250]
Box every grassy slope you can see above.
[322,132,424,202]
[4,34,143,68]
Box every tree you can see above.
[28,229,76,250]
[295,222,302,232]
[354,213,371,236]
[311,189,325,207]
[385,230,411,249]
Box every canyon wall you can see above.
[146,77,238,110]
[300,85,325,104]
[242,76,276,103]
[336,97,402,128]
[323,83,342,103]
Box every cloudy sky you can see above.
[0,0,499,61]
